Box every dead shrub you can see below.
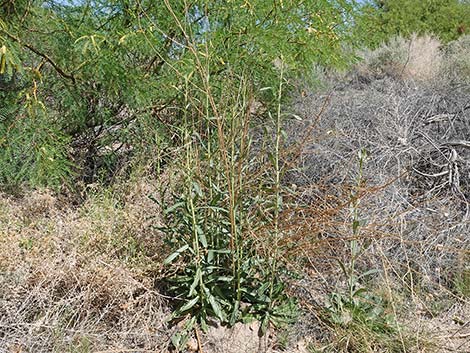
[290,75,470,275]
[442,34,470,82]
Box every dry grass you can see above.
[356,34,442,82]
[0,181,172,352]
[354,33,470,85]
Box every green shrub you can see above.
[353,0,470,47]
[0,93,72,190]
[1,0,356,190]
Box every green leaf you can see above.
[260,314,270,336]
[200,319,209,333]
[163,244,190,265]
[230,300,240,326]
[336,259,349,278]
[352,220,360,234]
[164,201,185,215]
[207,249,231,256]
[201,206,228,213]
[259,87,272,91]
[193,181,203,197]
[357,268,380,280]
[196,224,208,248]
[257,282,270,296]
[207,291,225,321]
[352,287,368,298]
[179,296,199,312]
[189,268,200,297]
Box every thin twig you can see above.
[1,29,76,83]
[195,325,204,353]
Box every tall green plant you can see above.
[159,69,299,351]
[155,8,304,346]
[137,3,357,349]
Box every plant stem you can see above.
[268,59,285,312]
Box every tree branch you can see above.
[2,29,76,83]
[444,140,470,149]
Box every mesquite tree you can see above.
[0,0,355,189]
